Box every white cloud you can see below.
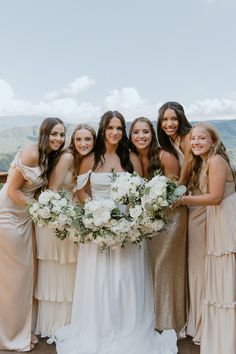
[0,78,236,124]
[0,79,14,110]
[186,95,236,121]
[103,87,155,120]
[45,76,96,100]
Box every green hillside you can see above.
[0,120,236,172]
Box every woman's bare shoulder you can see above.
[79,152,95,174]
[20,145,39,167]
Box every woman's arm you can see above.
[7,146,39,206]
[76,154,94,203]
[181,155,228,206]
[48,152,74,191]
[130,152,143,177]
[160,150,180,179]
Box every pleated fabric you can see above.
[200,181,236,354]
[187,205,206,344]
[34,171,79,338]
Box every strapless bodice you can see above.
[90,172,113,200]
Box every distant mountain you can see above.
[0,118,236,172]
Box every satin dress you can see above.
[0,151,42,351]
[53,172,178,354]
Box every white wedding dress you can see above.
[53,172,178,354]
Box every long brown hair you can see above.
[188,122,235,193]
[93,111,134,172]
[129,117,161,179]
[38,117,65,188]
[157,101,191,160]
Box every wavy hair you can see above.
[129,117,161,179]
[38,117,65,188]
[187,122,235,193]
[93,111,133,173]
[157,101,192,160]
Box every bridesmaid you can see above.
[155,102,191,334]
[129,117,187,335]
[35,124,96,338]
[0,117,65,352]
[174,123,236,354]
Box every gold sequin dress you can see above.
[148,141,188,332]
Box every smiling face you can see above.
[73,128,94,156]
[190,126,214,159]
[104,117,123,146]
[131,121,152,151]
[48,123,65,152]
[161,108,179,140]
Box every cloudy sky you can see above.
[0,0,236,124]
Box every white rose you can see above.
[38,191,51,204]
[39,207,51,219]
[129,205,143,219]
[52,205,61,215]
[57,198,68,207]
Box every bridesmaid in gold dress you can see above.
[0,117,65,352]
[35,124,96,338]
[129,116,187,334]
[155,102,192,334]
[174,123,236,354]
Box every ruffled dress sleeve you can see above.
[9,150,41,184]
[76,170,92,190]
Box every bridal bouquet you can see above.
[63,198,135,249]
[29,189,75,231]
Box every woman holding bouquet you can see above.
[129,116,188,335]
[53,110,178,354]
[35,124,96,338]
[0,117,65,352]
[158,101,207,343]
[174,123,236,354]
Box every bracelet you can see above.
[181,196,185,205]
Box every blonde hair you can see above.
[188,122,233,193]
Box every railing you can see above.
[0,172,8,183]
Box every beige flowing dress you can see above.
[200,181,236,354]
[147,142,188,332]
[0,151,42,352]
[187,204,206,344]
[34,170,78,338]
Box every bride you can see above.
[53,111,178,354]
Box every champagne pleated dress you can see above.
[0,151,43,352]
[34,171,79,338]
[187,205,206,344]
[200,181,236,354]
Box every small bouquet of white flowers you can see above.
[141,173,186,218]
[138,172,186,238]
[29,190,75,233]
